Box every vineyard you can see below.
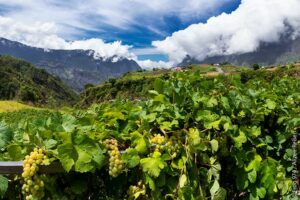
[0,69,299,199]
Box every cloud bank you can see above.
[0,16,135,61]
[0,15,172,68]
[153,0,300,64]
[137,60,173,70]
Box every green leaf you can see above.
[44,139,58,149]
[0,122,12,149]
[62,114,77,132]
[210,180,220,198]
[205,119,221,130]
[74,146,94,172]
[232,130,247,148]
[196,110,219,122]
[236,170,249,190]
[153,78,164,93]
[210,139,219,153]
[207,97,218,108]
[140,151,166,178]
[0,175,8,198]
[265,99,276,110]
[212,187,227,200]
[131,131,148,154]
[248,170,257,183]
[249,126,261,138]
[256,187,266,198]
[103,111,125,120]
[160,120,178,131]
[145,174,156,191]
[153,94,170,104]
[57,143,77,172]
[221,96,231,112]
[6,144,23,160]
[121,148,140,168]
[245,155,262,172]
[179,174,187,188]
[188,128,200,146]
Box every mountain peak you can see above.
[0,37,141,91]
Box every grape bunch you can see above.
[165,137,181,158]
[21,148,48,200]
[128,181,147,200]
[150,134,166,152]
[104,139,124,177]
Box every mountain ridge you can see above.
[0,37,141,91]
[179,37,300,66]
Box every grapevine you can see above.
[0,69,299,199]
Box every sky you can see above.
[0,0,300,69]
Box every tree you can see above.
[252,64,261,70]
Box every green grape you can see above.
[165,137,181,158]
[104,139,124,177]
[128,181,147,200]
[150,134,166,152]
[21,148,49,200]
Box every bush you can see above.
[252,63,261,70]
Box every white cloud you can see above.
[137,60,173,70]
[153,0,300,64]
[131,47,162,56]
[0,0,235,38]
[0,16,135,60]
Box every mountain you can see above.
[179,37,300,66]
[0,55,78,107]
[0,38,141,91]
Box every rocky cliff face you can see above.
[0,38,141,91]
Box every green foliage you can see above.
[0,175,8,198]
[252,63,261,70]
[0,69,299,199]
[0,55,78,107]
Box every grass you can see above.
[0,101,35,112]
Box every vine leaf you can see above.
[6,144,23,160]
[265,99,276,110]
[122,148,140,168]
[210,139,219,153]
[179,174,187,188]
[248,170,257,183]
[232,130,247,148]
[131,131,148,154]
[57,143,77,172]
[212,187,227,200]
[245,155,262,172]
[210,180,220,198]
[74,146,94,172]
[256,187,266,198]
[140,151,166,178]
[0,175,8,198]
[0,122,12,149]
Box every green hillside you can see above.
[0,55,78,107]
[78,62,300,108]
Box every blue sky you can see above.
[82,1,242,61]
[0,0,298,69]
[0,0,241,62]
